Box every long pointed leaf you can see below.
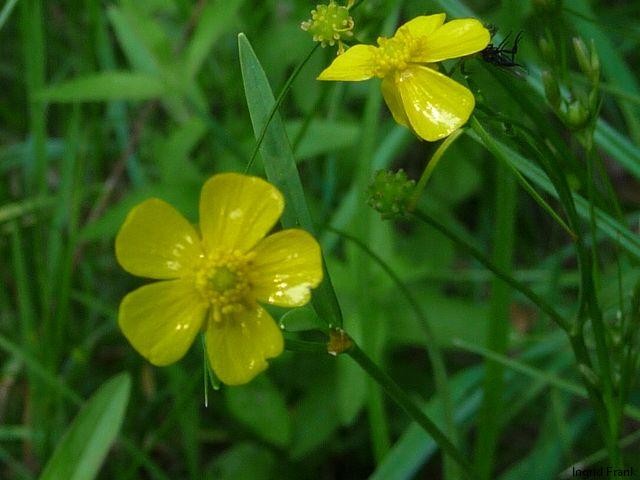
[238,33,342,328]
[39,373,131,480]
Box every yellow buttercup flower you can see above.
[115,173,323,386]
[317,13,490,141]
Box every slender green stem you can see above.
[581,145,621,466]
[347,341,475,480]
[354,81,391,462]
[408,128,463,211]
[244,44,320,173]
[474,162,516,480]
[412,209,570,330]
[325,225,458,456]
[563,429,640,476]
[470,117,576,240]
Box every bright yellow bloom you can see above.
[115,173,323,386]
[317,13,490,141]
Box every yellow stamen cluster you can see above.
[301,1,355,55]
[194,250,255,322]
[373,30,419,78]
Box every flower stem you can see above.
[346,340,475,480]
[412,209,570,330]
[408,128,463,211]
[325,225,459,457]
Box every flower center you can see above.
[195,250,254,322]
[373,30,418,78]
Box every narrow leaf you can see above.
[39,373,131,480]
[238,32,343,328]
[185,0,244,77]
[37,72,165,103]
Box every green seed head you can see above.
[301,1,355,53]
[366,169,416,220]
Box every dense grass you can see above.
[2,0,640,478]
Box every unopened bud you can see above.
[539,37,556,65]
[542,70,561,110]
[589,39,600,84]
[572,37,600,84]
[565,99,590,129]
[573,37,591,76]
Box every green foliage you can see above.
[3,0,640,478]
[39,374,131,480]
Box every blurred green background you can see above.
[2,0,640,478]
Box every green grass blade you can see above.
[466,128,640,260]
[185,0,244,78]
[39,373,131,480]
[107,6,160,75]
[0,0,18,31]
[238,32,343,328]
[594,120,640,181]
[37,72,166,103]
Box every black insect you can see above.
[481,30,524,69]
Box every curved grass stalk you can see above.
[325,225,459,456]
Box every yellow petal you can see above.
[250,229,323,307]
[115,198,203,279]
[206,306,283,385]
[414,18,490,62]
[119,279,207,366]
[396,13,445,39]
[199,173,284,253]
[317,45,377,81]
[397,65,474,141]
[381,74,410,127]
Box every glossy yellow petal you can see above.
[381,75,410,127]
[397,65,474,141]
[119,279,207,366]
[199,173,284,253]
[206,306,283,385]
[414,18,490,62]
[115,198,203,279]
[250,229,323,307]
[317,45,378,81]
[396,13,445,39]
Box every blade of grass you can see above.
[37,72,166,103]
[474,162,517,480]
[185,0,244,78]
[0,0,18,31]
[238,33,343,329]
[39,374,131,480]
[452,338,640,422]
[465,128,640,260]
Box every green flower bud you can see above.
[572,37,591,76]
[572,37,600,85]
[564,99,590,130]
[301,1,355,55]
[538,37,556,65]
[367,169,416,220]
[589,39,601,84]
[542,70,561,110]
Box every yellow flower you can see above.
[115,173,323,386]
[317,13,490,141]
